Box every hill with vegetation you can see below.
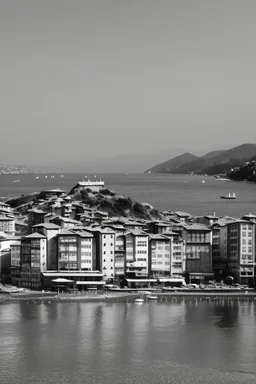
[6,188,163,221]
[227,157,256,182]
[70,187,163,220]
[145,144,256,175]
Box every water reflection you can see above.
[0,300,256,384]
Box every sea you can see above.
[0,300,256,384]
[0,172,256,217]
[1,173,256,384]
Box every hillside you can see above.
[7,188,163,221]
[227,157,256,182]
[145,152,198,173]
[147,144,256,175]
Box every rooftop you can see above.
[23,232,47,239]
[32,223,61,230]
[184,223,211,231]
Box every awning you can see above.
[76,281,106,285]
[158,278,185,283]
[52,278,74,283]
[189,273,214,277]
[125,279,157,283]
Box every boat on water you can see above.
[13,180,20,183]
[148,295,158,300]
[134,298,144,303]
[215,176,230,181]
[220,192,236,200]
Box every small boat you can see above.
[148,295,158,300]
[13,180,20,183]
[36,176,39,179]
[60,175,64,178]
[220,192,236,200]
[215,176,230,181]
[134,298,144,303]
[45,176,48,179]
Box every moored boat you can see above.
[220,192,236,200]
[148,295,158,300]
[134,298,144,303]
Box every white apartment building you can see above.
[149,234,171,277]
[88,227,116,281]
[125,230,149,278]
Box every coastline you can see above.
[1,290,256,304]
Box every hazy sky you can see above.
[1,0,256,166]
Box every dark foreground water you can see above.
[1,300,256,384]
[1,173,256,217]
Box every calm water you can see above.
[1,173,256,217]
[0,301,256,384]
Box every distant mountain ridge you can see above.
[145,144,256,175]
[145,152,198,173]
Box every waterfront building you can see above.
[148,234,171,278]
[162,230,186,278]
[87,227,116,281]
[57,230,95,271]
[125,229,149,279]
[20,232,47,289]
[225,220,255,285]
[31,223,61,270]
[10,241,21,286]
[41,270,105,291]
[181,223,213,284]
[114,234,125,283]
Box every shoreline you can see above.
[1,290,256,304]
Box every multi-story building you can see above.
[10,241,21,286]
[125,229,149,279]
[28,209,47,231]
[149,234,171,278]
[57,230,95,271]
[20,232,47,289]
[0,216,15,235]
[170,235,185,277]
[88,227,116,281]
[114,234,125,283]
[226,220,255,285]
[31,223,61,270]
[181,223,213,284]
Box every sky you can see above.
[1,0,256,169]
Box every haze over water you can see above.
[1,173,256,217]
[0,300,256,384]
